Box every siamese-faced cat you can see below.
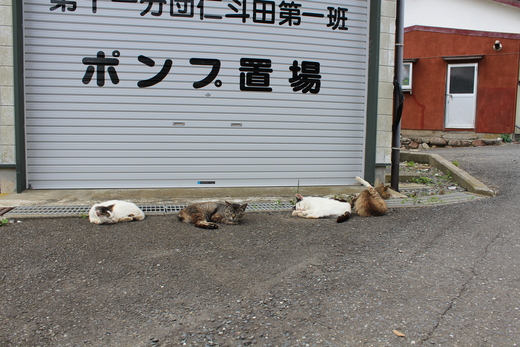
[292,194,352,223]
[89,200,145,224]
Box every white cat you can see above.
[292,194,352,223]
[89,200,145,224]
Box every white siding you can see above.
[404,0,520,34]
[23,0,369,189]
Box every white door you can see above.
[445,63,478,129]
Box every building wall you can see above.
[404,0,520,35]
[0,0,16,193]
[402,29,520,134]
[0,0,396,192]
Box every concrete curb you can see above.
[400,151,496,197]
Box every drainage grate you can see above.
[2,202,295,218]
[3,205,90,218]
[386,192,484,207]
[165,205,187,213]
[0,207,14,216]
[138,205,167,214]
[1,193,485,218]
[245,202,295,211]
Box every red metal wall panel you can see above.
[402,29,520,133]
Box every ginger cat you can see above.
[353,177,391,217]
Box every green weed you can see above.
[501,133,512,143]
[410,176,433,185]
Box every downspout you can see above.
[390,0,405,191]
[364,0,382,184]
[12,0,27,193]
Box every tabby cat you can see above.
[178,201,248,229]
[353,176,391,217]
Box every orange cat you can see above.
[353,177,391,217]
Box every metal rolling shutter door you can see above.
[23,0,368,189]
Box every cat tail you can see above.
[336,211,351,223]
[355,176,373,188]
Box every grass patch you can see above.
[410,176,433,185]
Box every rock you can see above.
[408,141,420,149]
[411,137,423,144]
[420,143,430,149]
[448,139,462,147]
[429,137,447,147]
[482,139,496,145]
[472,139,486,146]
[401,137,412,145]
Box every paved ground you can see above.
[1,144,519,346]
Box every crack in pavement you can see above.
[421,229,503,344]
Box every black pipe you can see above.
[391,0,405,191]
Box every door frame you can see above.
[445,62,478,129]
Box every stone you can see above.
[408,141,420,149]
[448,139,462,147]
[429,137,447,147]
[472,139,486,146]
[421,143,430,149]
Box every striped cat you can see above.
[178,201,248,229]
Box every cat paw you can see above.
[196,223,219,229]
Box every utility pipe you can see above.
[391,0,405,191]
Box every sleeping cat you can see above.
[292,194,352,223]
[178,201,248,229]
[353,176,391,217]
[89,200,145,224]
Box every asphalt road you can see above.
[1,144,519,346]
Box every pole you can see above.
[391,0,405,191]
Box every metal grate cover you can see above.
[386,192,484,207]
[4,205,90,218]
[2,202,295,218]
[0,207,14,216]
[1,193,485,218]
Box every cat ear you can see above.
[295,194,304,201]
[106,204,116,210]
[240,203,248,210]
[225,201,232,206]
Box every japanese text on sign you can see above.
[82,51,321,93]
[50,0,349,30]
